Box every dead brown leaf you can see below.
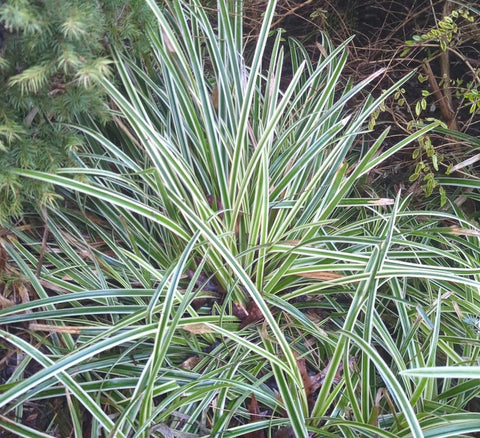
[370,388,386,426]
[297,356,324,408]
[211,85,219,111]
[272,427,295,438]
[236,300,264,329]
[0,294,14,309]
[18,285,30,305]
[232,301,249,320]
[297,357,344,410]
[448,227,480,236]
[295,271,343,281]
[244,394,266,438]
[367,198,394,206]
[247,393,262,422]
[182,323,215,335]
[28,323,98,334]
[181,356,202,370]
[0,243,7,273]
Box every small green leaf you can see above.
[415,101,422,116]
[424,172,434,182]
[409,172,420,182]
[418,73,428,84]
[425,179,434,197]
[440,186,447,206]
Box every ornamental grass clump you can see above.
[1,1,480,437]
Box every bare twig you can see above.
[422,60,457,130]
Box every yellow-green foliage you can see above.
[0,0,153,221]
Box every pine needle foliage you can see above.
[0,0,154,221]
